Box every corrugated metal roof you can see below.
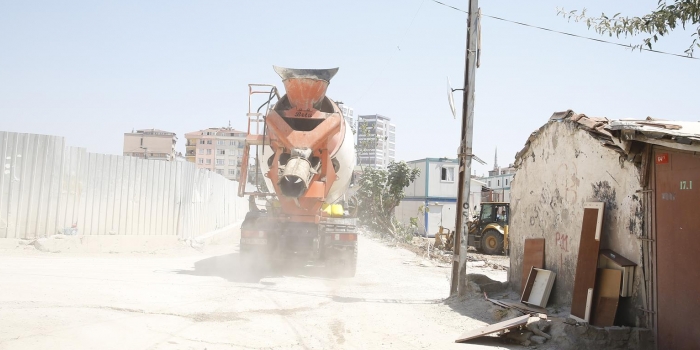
[515,110,700,167]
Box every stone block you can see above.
[530,335,547,345]
[605,326,631,341]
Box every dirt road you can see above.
[0,229,518,350]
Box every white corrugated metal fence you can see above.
[0,131,246,240]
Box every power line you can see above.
[356,0,426,103]
[431,0,700,61]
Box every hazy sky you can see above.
[1,0,698,175]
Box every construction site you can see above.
[2,1,699,349]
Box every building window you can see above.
[230,140,236,146]
[199,140,204,144]
[206,149,212,155]
[198,158,203,164]
[229,169,235,175]
[488,181,491,187]
[206,159,211,164]
[198,149,204,155]
[218,149,225,155]
[206,140,212,144]
[441,167,455,182]
[216,169,223,174]
[229,159,235,165]
[216,159,224,165]
[497,179,500,187]
[505,178,508,186]
[217,140,224,146]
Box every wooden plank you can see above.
[522,238,545,293]
[497,299,547,315]
[599,249,636,267]
[591,268,622,327]
[570,203,604,321]
[455,315,530,343]
[521,267,536,304]
[599,249,637,297]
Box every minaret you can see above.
[493,147,499,170]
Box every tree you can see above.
[355,161,420,239]
[355,122,379,172]
[558,1,700,57]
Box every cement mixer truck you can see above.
[237,66,358,276]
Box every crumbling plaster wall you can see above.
[509,121,644,323]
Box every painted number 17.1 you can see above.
[680,181,693,190]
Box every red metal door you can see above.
[655,150,700,349]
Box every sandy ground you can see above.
[0,228,523,350]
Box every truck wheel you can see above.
[480,229,504,255]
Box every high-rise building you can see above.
[123,129,177,161]
[184,127,247,181]
[357,114,396,169]
[336,101,356,134]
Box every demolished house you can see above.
[508,110,700,349]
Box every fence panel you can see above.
[0,131,246,240]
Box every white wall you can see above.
[404,161,426,197]
[427,160,459,198]
[0,131,249,240]
[395,200,425,234]
[509,121,643,311]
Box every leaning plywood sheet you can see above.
[455,315,531,343]
[570,202,605,321]
[521,267,556,308]
[521,238,545,293]
[599,249,637,297]
[591,268,622,327]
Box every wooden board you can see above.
[570,202,604,321]
[599,249,637,297]
[455,314,531,343]
[521,238,545,293]
[494,299,548,314]
[591,268,622,327]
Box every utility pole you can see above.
[450,0,479,297]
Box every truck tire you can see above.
[480,229,504,255]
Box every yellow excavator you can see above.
[434,202,509,255]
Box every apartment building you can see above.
[357,114,396,169]
[336,101,356,135]
[123,129,177,161]
[184,127,247,181]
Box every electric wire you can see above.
[430,0,699,61]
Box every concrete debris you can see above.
[526,318,552,340]
[530,335,547,345]
[504,330,533,345]
[544,317,654,350]
[18,239,34,245]
[467,261,485,267]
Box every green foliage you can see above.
[356,122,380,172]
[558,1,700,56]
[356,161,420,238]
